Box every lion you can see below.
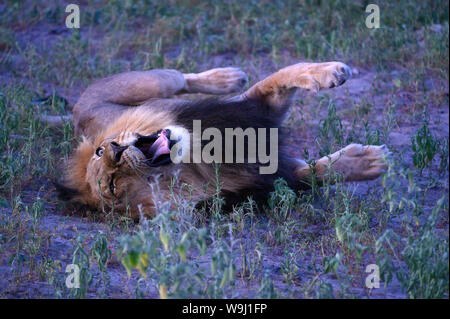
[55,62,389,218]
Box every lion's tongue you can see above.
[148,130,170,163]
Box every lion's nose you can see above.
[110,142,128,162]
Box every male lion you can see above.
[56,62,389,218]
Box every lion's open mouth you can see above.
[134,129,174,167]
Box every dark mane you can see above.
[173,97,279,131]
[173,97,303,208]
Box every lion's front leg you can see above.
[241,62,352,119]
[295,144,389,186]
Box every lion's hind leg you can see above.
[77,67,248,107]
[241,62,352,120]
[182,67,248,95]
[295,144,390,187]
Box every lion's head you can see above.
[57,108,190,218]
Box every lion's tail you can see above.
[37,114,73,127]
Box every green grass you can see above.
[411,111,442,174]
[0,0,448,299]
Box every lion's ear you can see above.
[54,182,80,201]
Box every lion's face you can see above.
[87,129,173,198]
[60,127,181,217]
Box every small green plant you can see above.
[41,258,70,299]
[119,207,237,298]
[70,236,93,299]
[267,178,297,223]
[280,243,300,284]
[211,164,225,219]
[256,271,278,298]
[317,100,345,157]
[239,242,262,281]
[362,121,383,146]
[90,232,112,296]
[321,252,353,298]
[438,138,449,174]
[316,281,335,299]
[334,191,370,260]
[411,112,440,174]
[376,196,449,298]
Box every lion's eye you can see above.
[95,147,104,157]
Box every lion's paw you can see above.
[335,143,390,181]
[195,67,248,94]
[316,62,352,89]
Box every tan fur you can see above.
[295,144,389,185]
[240,62,352,118]
[61,62,388,218]
[183,67,248,94]
[66,96,255,218]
